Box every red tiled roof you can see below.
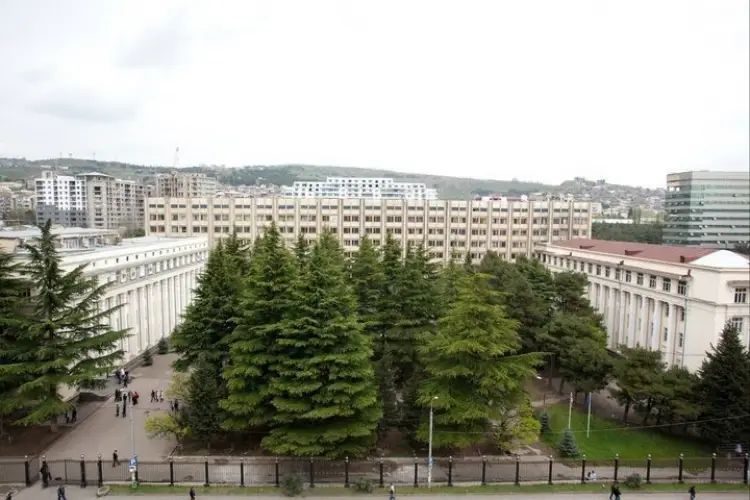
[551,239,717,264]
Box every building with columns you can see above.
[535,239,750,372]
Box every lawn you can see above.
[108,482,750,496]
[540,403,711,460]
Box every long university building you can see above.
[145,197,593,262]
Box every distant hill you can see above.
[0,158,555,199]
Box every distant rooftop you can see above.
[0,226,119,239]
[552,239,749,268]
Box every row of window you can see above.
[149,203,591,214]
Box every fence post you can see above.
[710,453,716,483]
[613,454,619,482]
[481,456,487,486]
[275,458,280,488]
[80,454,87,488]
[169,458,174,487]
[743,453,748,485]
[448,456,453,487]
[646,454,652,484]
[514,455,520,486]
[379,458,384,488]
[413,457,418,487]
[23,455,30,487]
[204,455,209,487]
[240,461,245,487]
[97,454,103,488]
[580,455,586,484]
[678,454,684,484]
[547,455,553,485]
[309,458,315,488]
[344,457,349,488]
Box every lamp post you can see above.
[427,396,438,489]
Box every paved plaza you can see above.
[42,353,180,462]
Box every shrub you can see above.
[141,349,153,367]
[538,411,551,434]
[556,428,579,458]
[624,473,642,489]
[157,337,169,355]
[353,477,374,494]
[280,474,304,497]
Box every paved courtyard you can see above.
[42,353,179,462]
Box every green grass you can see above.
[540,403,711,460]
[108,482,750,496]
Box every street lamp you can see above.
[427,396,438,489]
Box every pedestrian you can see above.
[40,460,50,487]
[174,399,179,412]
[113,450,120,467]
[115,402,120,417]
[609,483,621,500]
[150,390,157,403]
[114,388,121,402]
[189,486,196,499]
[5,490,12,500]
[71,407,77,422]
[57,484,67,500]
[158,388,164,402]
[689,485,696,500]
[389,483,395,500]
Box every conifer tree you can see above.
[185,356,224,448]
[293,234,310,270]
[374,348,399,440]
[349,235,383,334]
[0,250,29,427]
[263,232,380,457]
[557,428,579,457]
[376,233,405,358]
[417,273,543,448]
[222,224,298,430]
[1,220,127,428]
[698,323,750,446]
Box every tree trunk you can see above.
[558,377,565,395]
[546,358,556,388]
[622,401,631,423]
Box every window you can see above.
[677,280,687,295]
[730,317,744,332]
[596,265,601,276]
[615,268,621,280]
[663,327,668,342]
[625,271,632,283]
[649,275,657,288]
[637,273,644,285]
[678,332,684,348]
[605,267,611,278]
[662,278,671,292]
[588,263,593,274]
[680,307,685,322]
[734,288,748,304]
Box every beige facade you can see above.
[146,197,593,262]
[154,172,218,198]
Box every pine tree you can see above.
[557,428,579,457]
[171,233,247,371]
[374,348,398,440]
[263,232,380,457]
[375,233,404,359]
[698,323,750,446]
[3,220,127,428]
[417,273,543,448]
[539,411,551,434]
[349,235,383,335]
[185,356,224,448]
[222,223,298,430]
[293,234,310,271]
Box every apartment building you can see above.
[281,177,439,200]
[663,170,750,248]
[146,196,593,263]
[13,234,208,401]
[536,239,750,372]
[155,172,218,198]
[35,171,146,229]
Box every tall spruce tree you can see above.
[698,323,750,446]
[222,224,298,430]
[349,235,383,335]
[263,232,380,457]
[185,356,224,448]
[171,236,247,371]
[376,233,405,358]
[417,273,543,448]
[2,220,127,428]
[293,234,310,271]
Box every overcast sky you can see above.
[0,0,747,187]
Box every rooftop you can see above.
[552,239,749,268]
[0,227,119,239]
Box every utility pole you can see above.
[427,396,438,489]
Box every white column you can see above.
[146,284,153,346]
[129,290,137,358]
[170,276,176,332]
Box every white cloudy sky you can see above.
[0,0,748,187]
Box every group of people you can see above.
[114,368,131,387]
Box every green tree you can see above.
[549,314,612,396]
[376,233,404,356]
[538,411,551,434]
[557,428,579,457]
[591,222,663,244]
[697,323,750,446]
[609,345,664,423]
[185,356,224,448]
[436,254,465,310]
[222,224,298,430]
[493,398,541,454]
[293,234,310,271]
[262,232,380,457]
[417,273,543,448]
[374,348,399,440]
[651,366,700,430]
[552,271,599,318]
[0,220,127,428]
[349,236,383,335]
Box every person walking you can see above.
[388,483,395,500]
[57,484,67,500]
[112,450,120,467]
[70,407,77,422]
[158,388,164,402]
[689,485,696,500]
[609,483,621,500]
[40,460,51,487]
[189,486,196,499]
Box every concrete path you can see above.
[42,353,179,462]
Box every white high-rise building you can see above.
[282,177,438,200]
[34,171,146,229]
[154,172,219,198]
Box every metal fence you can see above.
[2,453,748,488]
